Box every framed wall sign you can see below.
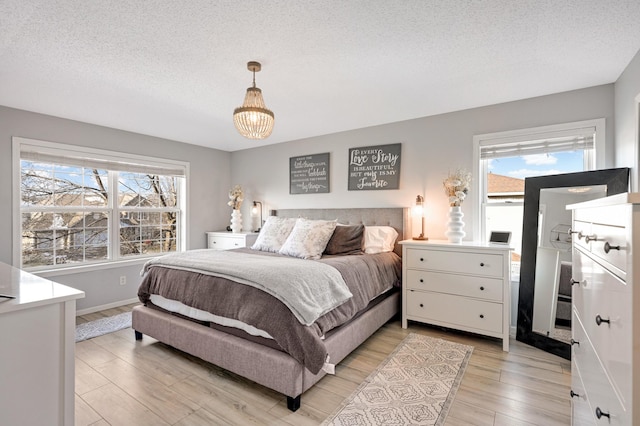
[289,152,330,194]
[348,143,401,190]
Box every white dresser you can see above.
[0,262,85,426]
[568,193,640,425]
[206,231,259,250]
[400,240,511,351]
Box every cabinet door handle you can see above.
[570,339,580,346]
[595,407,610,419]
[585,234,598,243]
[604,241,620,253]
[595,315,610,326]
[568,229,584,239]
[570,390,581,398]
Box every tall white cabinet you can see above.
[0,262,84,426]
[400,240,512,351]
[568,193,640,425]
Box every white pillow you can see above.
[363,226,399,254]
[251,216,297,253]
[279,218,337,260]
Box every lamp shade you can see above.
[233,62,275,140]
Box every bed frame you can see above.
[132,207,409,411]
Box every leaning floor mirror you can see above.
[515,167,630,359]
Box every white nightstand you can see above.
[206,231,259,250]
[400,239,512,351]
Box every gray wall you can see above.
[614,48,640,190]
[0,106,232,311]
[231,84,616,241]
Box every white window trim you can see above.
[471,118,605,242]
[12,137,190,271]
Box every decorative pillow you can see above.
[251,216,297,253]
[363,226,399,254]
[324,224,365,255]
[279,218,338,260]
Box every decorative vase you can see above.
[445,206,465,243]
[230,209,242,233]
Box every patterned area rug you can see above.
[75,312,132,342]
[323,333,473,426]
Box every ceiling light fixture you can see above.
[233,61,274,140]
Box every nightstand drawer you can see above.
[206,232,258,250]
[405,248,503,278]
[405,270,502,302]
[406,291,503,334]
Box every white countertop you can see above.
[399,239,513,251]
[0,262,84,314]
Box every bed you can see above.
[132,207,409,411]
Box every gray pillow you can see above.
[324,224,365,255]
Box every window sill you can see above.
[29,257,153,278]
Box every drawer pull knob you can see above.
[603,242,620,253]
[570,279,581,286]
[568,229,584,239]
[479,314,484,319]
[585,234,598,243]
[479,286,485,291]
[419,278,424,283]
[595,315,610,326]
[419,303,424,308]
[480,262,485,267]
[595,407,610,420]
[420,257,424,262]
[570,339,580,346]
[570,390,581,398]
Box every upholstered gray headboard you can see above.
[275,208,410,256]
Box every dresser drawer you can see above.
[573,252,631,405]
[405,270,502,302]
[571,362,595,426]
[588,223,627,276]
[406,290,503,334]
[405,248,503,278]
[572,314,628,425]
[573,203,628,228]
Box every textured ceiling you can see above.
[1,1,640,152]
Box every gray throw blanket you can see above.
[142,249,352,325]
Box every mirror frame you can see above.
[516,167,630,359]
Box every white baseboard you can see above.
[76,297,139,316]
[510,325,517,338]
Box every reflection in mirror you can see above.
[516,168,630,360]
[531,185,606,344]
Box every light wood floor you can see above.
[76,304,571,425]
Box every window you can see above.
[473,120,604,278]
[14,137,187,271]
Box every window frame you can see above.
[471,119,605,243]
[13,137,189,271]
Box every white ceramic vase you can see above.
[445,206,465,243]
[230,209,242,233]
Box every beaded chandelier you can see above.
[233,61,274,139]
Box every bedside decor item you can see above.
[348,143,401,190]
[443,169,471,243]
[412,194,428,240]
[228,184,244,233]
[233,61,274,140]
[252,201,263,232]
